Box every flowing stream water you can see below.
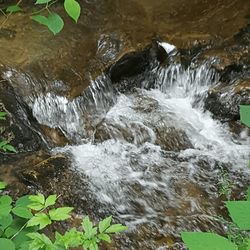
[14,45,250,249]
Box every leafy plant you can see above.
[219,170,235,199]
[0,112,17,153]
[0,183,127,250]
[182,105,250,250]
[1,0,81,35]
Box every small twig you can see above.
[10,221,28,240]
[30,0,58,15]
[0,0,22,29]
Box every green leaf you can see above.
[0,238,15,250]
[13,227,37,249]
[27,203,44,211]
[2,144,17,153]
[0,214,13,230]
[98,233,111,243]
[12,206,33,219]
[82,216,94,238]
[105,224,127,234]
[47,13,64,35]
[29,194,45,205]
[0,195,12,205]
[0,140,8,148]
[44,195,57,208]
[16,195,32,208]
[27,213,51,229]
[28,193,45,211]
[181,232,238,250]
[0,112,7,120]
[240,105,250,127]
[226,201,250,230]
[64,0,81,22]
[35,0,53,4]
[27,232,53,250]
[98,216,112,233]
[6,5,22,13]
[0,181,7,190]
[49,207,73,221]
[247,187,250,201]
[55,229,83,248]
[31,15,48,26]
[0,204,12,217]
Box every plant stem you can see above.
[10,222,28,240]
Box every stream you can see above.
[21,44,250,249]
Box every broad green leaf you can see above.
[98,233,111,243]
[44,194,57,208]
[0,140,8,148]
[98,216,112,233]
[28,203,44,211]
[181,232,237,250]
[27,213,51,229]
[0,195,12,205]
[55,229,83,248]
[0,204,12,217]
[89,240,98,250]
[29,194,45,205]
[49,207,73,221]
[0,181,7,190]
[35,0,53,4]
[226,201,250,230]
[47,13,64,35]
[6,5,21,13]
[16,195,32,208]
[0,112,7,120]
[82,216,93,238]
[4,217,30,238]
[0,214,13,230]
[105,224,127,234]
[0,238,15,250]
[2,144,17,153]
[18,241,31,250]
[13,227,37,249]
[31,15,48,26]
[12,206,33,219]
[64,0,81,22]
[240,105,250,127]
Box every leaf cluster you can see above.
[0,184,127,250]
[4,0,81,34]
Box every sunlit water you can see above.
[29,51,250,249]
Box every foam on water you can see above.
[51,61,250,231]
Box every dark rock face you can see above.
[0,79,45,160]
[108,42,168,92]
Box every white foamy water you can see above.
[50,61,250,231]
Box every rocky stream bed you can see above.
[0,1,250,249]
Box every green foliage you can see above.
[1,0,81,35]
[219,170,235,199]
[240,105,250,127]
[0,184,127,250]
[181,232,238,250]
[0,112,17,153]
[182,106,250,250]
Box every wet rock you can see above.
[0,79,45,156]
[205,78,250,121]
[108,42,168,91]
[155,126,193,151]
[17,154,69,187]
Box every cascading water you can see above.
[28,45,250,249]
